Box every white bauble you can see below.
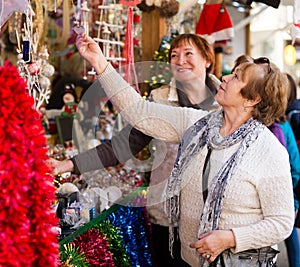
[42,63,55,77]
[39,76,51,90]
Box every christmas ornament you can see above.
[28,61,40,75]
[0,0,29,28]
[196,1,234,44]
[121,6,140,94]
[157,0,180,18]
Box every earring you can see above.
[244,107,247,112]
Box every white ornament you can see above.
[39,76,51,90]
[42,63,55,77]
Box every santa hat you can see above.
[196,3,234,44]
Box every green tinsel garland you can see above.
[60,244,90,267]
[97,220,131,267]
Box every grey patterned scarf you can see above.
[165,109,264,256]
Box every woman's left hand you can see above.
[189,229,236,263]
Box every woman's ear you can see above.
[244,96,261,108]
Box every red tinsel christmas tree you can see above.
[0,61,59,266]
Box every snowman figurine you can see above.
[61,84,80,120]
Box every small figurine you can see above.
[61,84,80,120]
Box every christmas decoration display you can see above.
[0,61,59,266]
[196,1,234,44]
[94,1,127,70]
[144,30,178,91]
[59,190,153,267]
[16,25,55,110]
[1,1,57,110]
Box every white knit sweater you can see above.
[98,64,294,266]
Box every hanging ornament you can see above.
[22,39,31,62]
[120,4,140,94]
[136,0,155,12]
[196,1,234,44]
[42,63,55,77]
[0,0,29,28]
[156,0,179,18]
[28,62,40,75]
[39,76,51,90]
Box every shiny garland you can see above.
[108,206,152,267]
[71,228,115,267]
[97,221,131,267]
[0,61,59,266]
[60,244,89,267]
[59,190,152,266]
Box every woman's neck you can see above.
[220,110,253,137]
[180,77,209,105]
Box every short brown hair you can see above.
[169,34,215,73]
[238,62,289,126]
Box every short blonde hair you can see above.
[238,61,288,126]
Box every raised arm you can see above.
[76,34,208,143]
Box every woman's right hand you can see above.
[76,33,109,75]
[48,158,74,176]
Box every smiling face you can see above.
[169,39,210,83]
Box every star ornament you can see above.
[0,0,29,28]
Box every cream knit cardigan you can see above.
[98,64,294,267]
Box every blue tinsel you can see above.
[108,206,152,267]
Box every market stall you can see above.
[0,1,298,266]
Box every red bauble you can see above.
[27,61,40,75]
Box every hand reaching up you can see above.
[76,33,109,75]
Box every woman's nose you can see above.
[177,55,186,65]
[222,74,230,82]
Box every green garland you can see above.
[60,244,89,267]
[98,221,131,267]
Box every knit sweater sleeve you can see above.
[70,125,152,174]
[97,64,208,143]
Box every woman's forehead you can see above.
[236,62,265,81]
[174,39,195,49]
